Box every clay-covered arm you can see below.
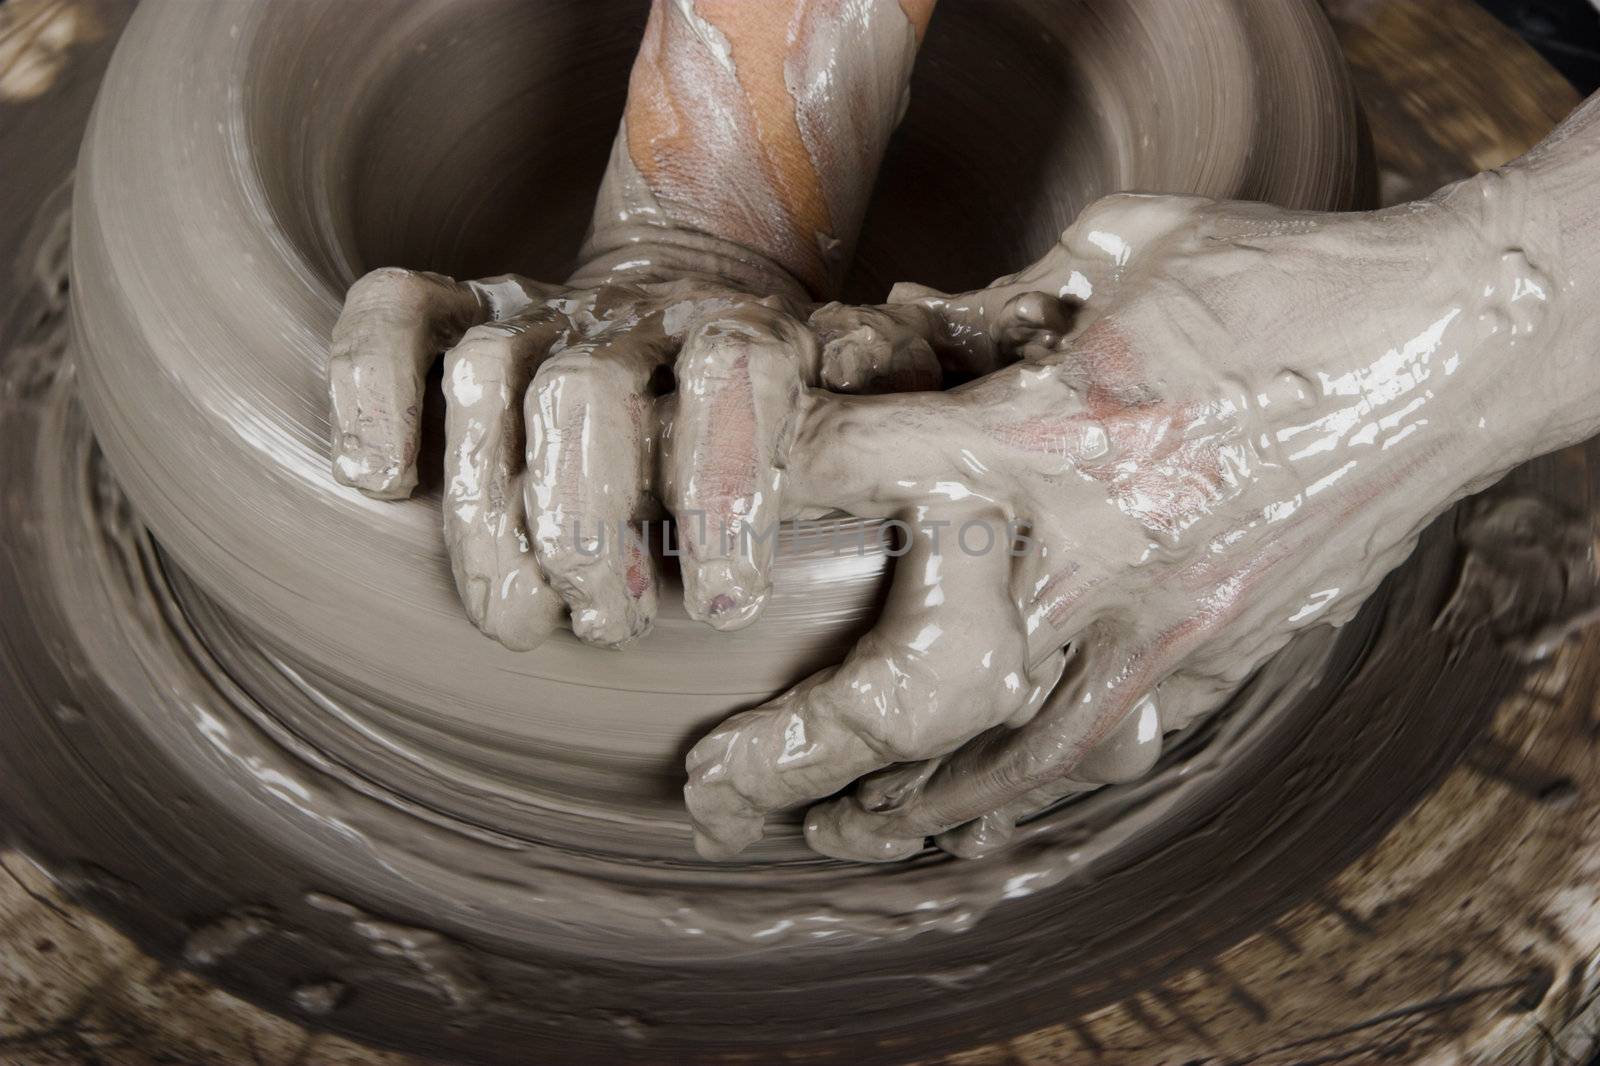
[1513,92,1600,454]
[573,0,936,300]
[684,90,1600,861]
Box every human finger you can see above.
[877,191,1212,377]
[805,634,1170,861]
[932,688,1163,859]
[682,505,1058,859]
[441,312,567,650]
[327,268,484,498]
[328,270,550,499]
[851,648,1064,815]
[523,325,672,648]
[808,302,943,392]
[665,303,820,630]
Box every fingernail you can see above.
[463,576,489,623]
[1007,291,1071,332]
[682,558,769,632]
[331,437,414,500]
[859,782,907,813]
[684,781,765,860]
[692,826,755,861]
[568,594,652,649]
[804,798,923,862]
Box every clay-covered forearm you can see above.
[1519,92,1600,288]
[1508,92,1600,453]
[573,0,936,300]
[1411,92,1600,474]
[1137,96,1600,506]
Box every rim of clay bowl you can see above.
[68,0,1368,850]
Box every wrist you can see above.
[571,221,811,304]
[1502,95,1600,456]
[577,0,929,303]
[1243,167,1575,504]
[1429,163,1599,469]
[572,120,814,302]
[1515,93,1600,285]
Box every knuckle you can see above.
[533,349,634,397]
[835,637,1008,761]
[956,664,1030,729]
[827,324,892,362]
[347,266,436,310]
[455,322,519,355]
[1061,193,1147,250]
[1068,192,1211,249]
[444,326,520,391]
[684,306,801,360]
[680,323,812,399]
[680,324,752,371]
[532,529,604,577]
[1086,191,1142,214]
[808,301,886,341]
[534,540,580,572]
[335,269,453,348]
[806,299,850,330]
[835,695,924,763]
[1075,192,1152,228]
[819,333,896,393]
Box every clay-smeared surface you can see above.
[682,125,1600,861]
[6,0,1600,1063]
[67,0,1366,854]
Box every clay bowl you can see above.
[70,0,1365,850]
[24,0,1403,1060]
[9,1,1600,1062]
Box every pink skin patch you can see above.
[1032,564,1104,633]
[994,336,1451,782]
[553,404,589,520]
[690,349,764,556]
[625,535,651,601]
[987,320,1241,541]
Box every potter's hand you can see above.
[321,0,941,650]
[687,160,1589,860]
[328,0,942,649]
[327,269,951,649]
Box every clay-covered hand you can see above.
[686,171,1581,860]
[326,269,951,649]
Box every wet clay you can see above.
[579,0,933,299]
[683,99,1600,861]
[325,0,1393,863]
[13,0,1599,1062]
[67,0,1365,852]
[325,2,946,655]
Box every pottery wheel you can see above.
[2,1,1597,1063]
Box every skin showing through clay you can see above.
[323,1,1600,865]
[601,0,933,298]
[686,99,1600,861]
[56,2,1600,1057]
